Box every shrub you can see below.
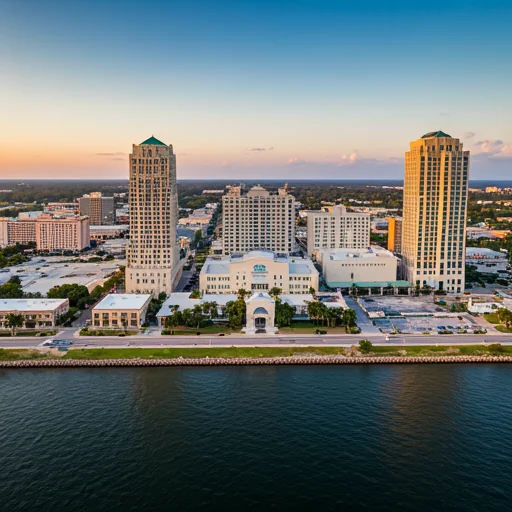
[359,339,373,354]
[488,343,504,354]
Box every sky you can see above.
[1,0,511,180]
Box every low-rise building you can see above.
[466,247,509,273]
[0,298,69,329]
[199,250,319,294]
[91,294,152,329]
[90,224,129,240]
[318,246,405,292]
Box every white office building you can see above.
[199,250,319,294]
[307,205,370,256]
[222,185,296,254]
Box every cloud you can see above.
[111,157,124,161]
[94,152,126,157]
[287,157,307,165]
[463,131,475,140]
[339,151,358,165]
[440,112,450,117]
[249,147,274,152]
[473,139,512,158]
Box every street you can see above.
[3,330,512,349]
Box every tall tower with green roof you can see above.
[125,136,179,295]
[402,131,469,294]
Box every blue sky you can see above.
[1,0,511,179]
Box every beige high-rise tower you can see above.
[402,131,469,294]
[125,136,178,296]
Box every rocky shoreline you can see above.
[2,355,512,368]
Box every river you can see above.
[1,365,511,511]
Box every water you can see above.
[1,365,512,511]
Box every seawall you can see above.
[2,355,512,368]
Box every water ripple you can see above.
[1,365,512,511]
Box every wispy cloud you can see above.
[249,147,274,152]
[463,131,475,140]
[287,157,307,165]
[94,152,126,157]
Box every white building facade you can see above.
[307,205,370,256]
[222,186,296,254]
[200,250,319,294]
[318,246,398,287]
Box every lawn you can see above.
[0,349,50,361]
[64,346,351,360]
[495,325,512,333]
[61,344,512,360]
[279,322,348,334]
[484,313,500,324]
[0,330,57,337]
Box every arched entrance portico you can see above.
[243,293,278,334]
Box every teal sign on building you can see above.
[253,264,267,273]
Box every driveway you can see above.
[343,296,381,335]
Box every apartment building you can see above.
[402,131,469,293]
[125,136,179,295]
[306,205,370,256]
[6,219,37,246]
[200,250,319,294]
[78,192,115,225]
[222,186,296,255]
[35,215,90,251]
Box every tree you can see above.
[269,287,282,299]
[308,286,316,296]
[201,301,218,319]
[274,300,295,327]
[0,281,24,299]
[237,288,249,300]
[164,305,182,328]
[226,299,246,330]
[342,308,357,328]
[359,339,373,354]
[497,308,512,328]
[47,284,90,309]
[6,313,24,335]
[189,289,201,299]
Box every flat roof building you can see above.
[200,250,318,294]
[318,246,402,292]
[92,293,152,329]
[0,298,69,329]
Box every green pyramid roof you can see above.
[140,136,167,146]
[421,131,451,139]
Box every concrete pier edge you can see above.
[2,355,512,368]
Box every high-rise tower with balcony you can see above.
[125,136,178,295]
[402,131,469,293]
